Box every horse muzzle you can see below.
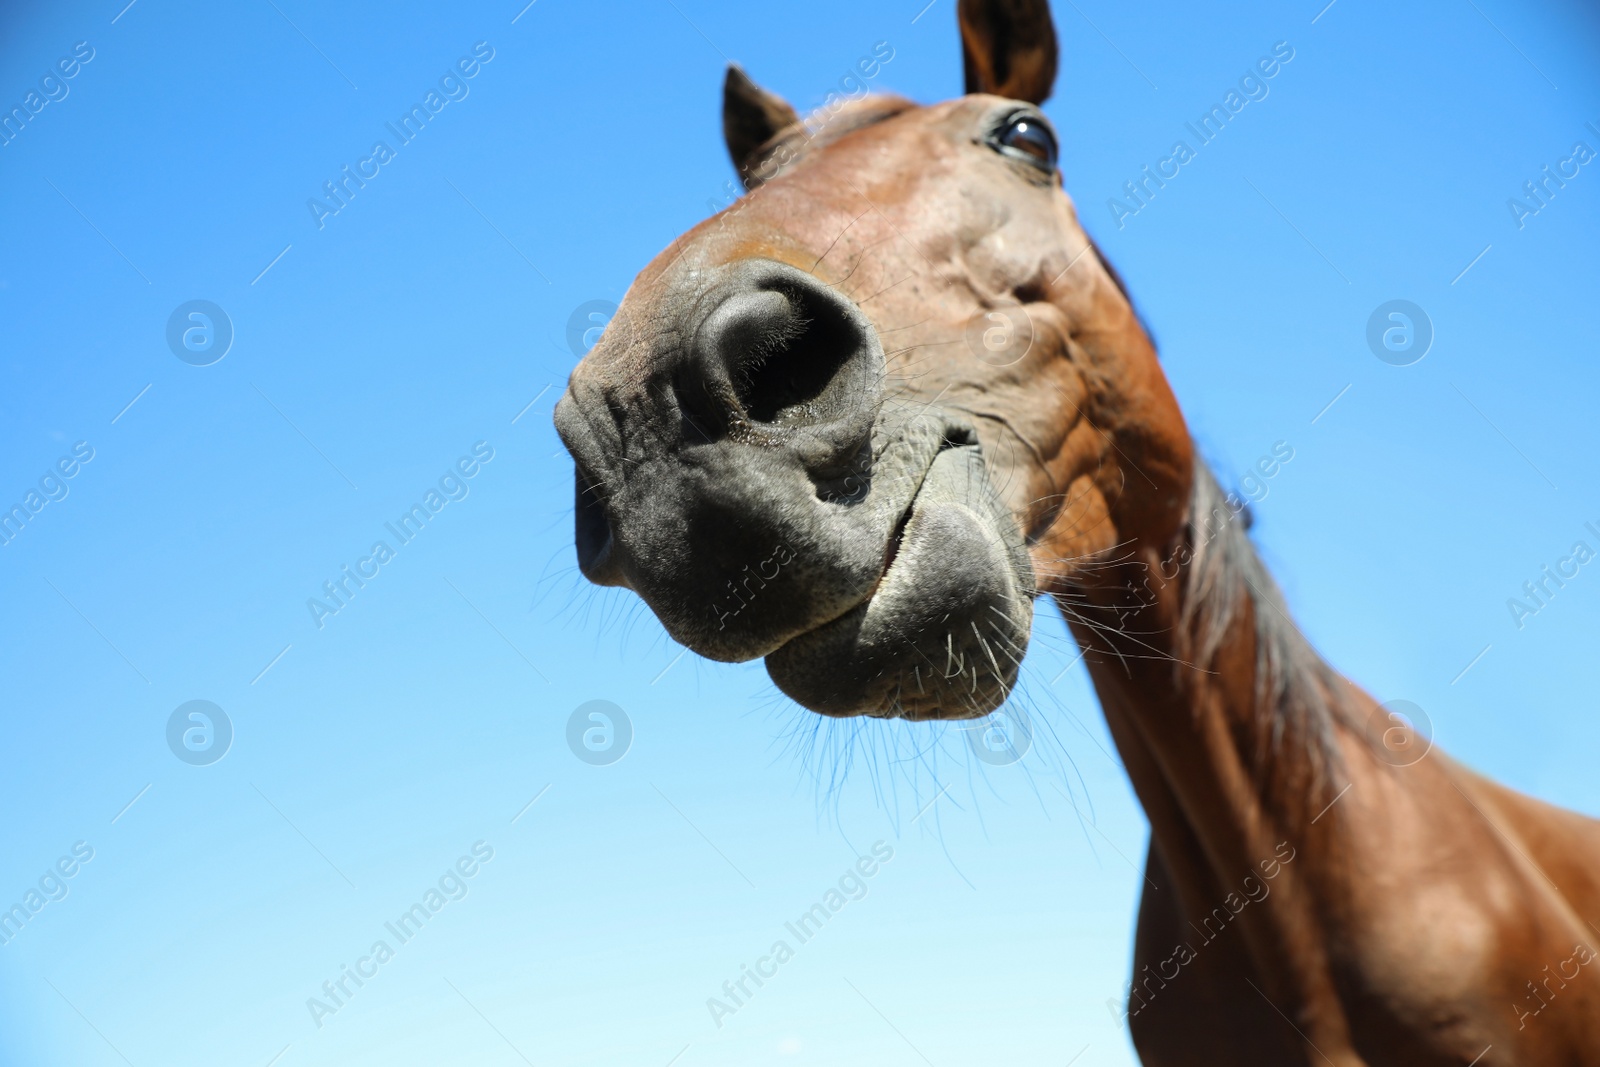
[554,257,1034,718]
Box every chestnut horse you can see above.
[553,0,1600,1061]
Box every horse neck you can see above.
[1058,464,1352,875]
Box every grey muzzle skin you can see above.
[554,258,1035,720]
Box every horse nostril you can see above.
[573,467,627,588]
[694,267,880,430]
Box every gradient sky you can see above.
[1,1,1597,1065]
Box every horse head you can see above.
[554,0,1192,721]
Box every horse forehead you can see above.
[748,101,972,206]
[698,155,982,294]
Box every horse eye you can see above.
[993,115,1057,170]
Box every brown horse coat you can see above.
[555,2,1600,1061]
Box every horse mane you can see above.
[1176,463,1356,798]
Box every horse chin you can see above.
[764,443,1035,721]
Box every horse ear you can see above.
[958,0,1059,104]
[723,64,799,189]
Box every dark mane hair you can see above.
[1176,464,1356,797]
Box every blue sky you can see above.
[0,0,1597,1064]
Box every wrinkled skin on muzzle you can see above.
[555,255,1034,720]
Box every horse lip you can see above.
[774,442,950,654]
[764,435,1032,722]
[871,436,968,584]
[864,479,923,600]
[878,501,913,582]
